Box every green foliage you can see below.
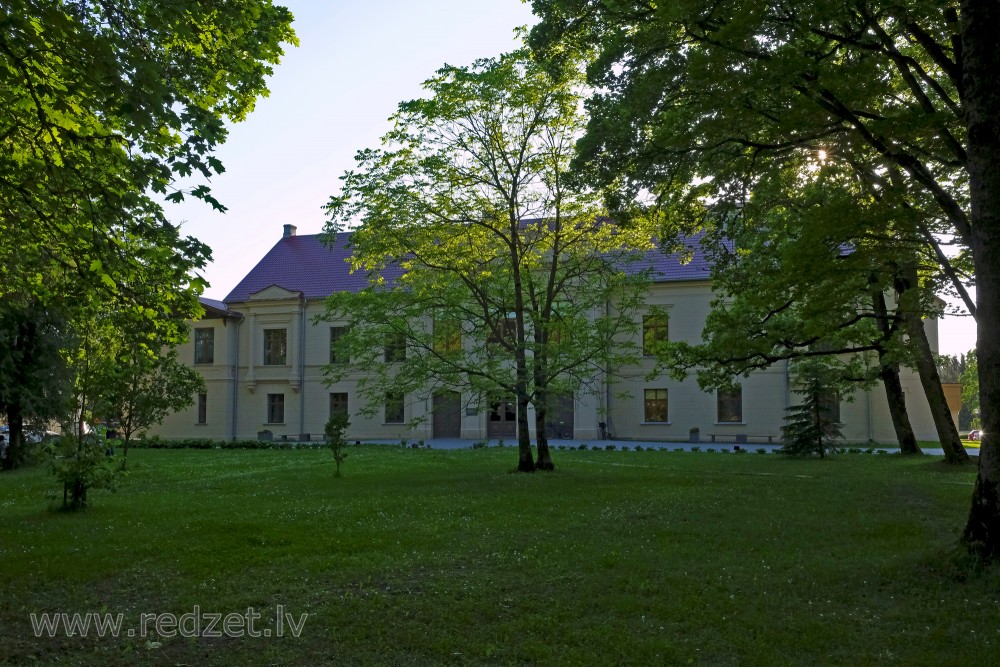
[960,350,980,427]
[322,50,658,471]
[324,413,350,477]
[780,359,848,457]
[43,434,120,510]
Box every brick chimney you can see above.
[283,224,297,238]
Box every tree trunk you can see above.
[534,408,555,471]
[870,286,921,454]
[961,0,1000,560]
[895,267,969,464]
[516,391,534,472]
[880,363,921,454]
[1,409,25,470]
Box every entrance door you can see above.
[487,398,517,439]
[544,394,574,439]
[432,391,462,438]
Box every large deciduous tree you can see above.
[530,0,1000,558]
[323,51,656,472]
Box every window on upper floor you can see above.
[263,329,287,365]
[194,328,214,365]
[433,318,462,354]
[330,326,348,364]
[717,387,743,423]
[385,331,406,362]
[642,313,669,356]
[644,388,669,423]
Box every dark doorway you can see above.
[432,391,462,438]
[487,398,517,439]
[544,394,574,439]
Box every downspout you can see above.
[299,296,307,439]
[232,315,241,441]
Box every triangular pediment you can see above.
[248,285,303,301]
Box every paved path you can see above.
[355,437,975,457]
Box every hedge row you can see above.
[131,438,326,450]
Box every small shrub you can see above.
[605,445,616,451]
[620,446,629,451]
[689,446,701,453]
[734,447,747,454]
[577,443,587,450]
[497,439,505,449]
[756,448,767,455]
[591,445,601,451]
[325,414,350,477]
[634,445,643,451]
[45,434,121,510]
[472,440,488,449]
[706,447,716,453]
[848,447,862,454]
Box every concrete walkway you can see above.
[353,437,975,457]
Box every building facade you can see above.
[153,225,941,443]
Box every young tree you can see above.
[323,51,656,472]
[530,0,1000,558]
[101,346,205,470]
[781,358,848,457]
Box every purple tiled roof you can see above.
[223,230,710,304]
[224,231,403,303]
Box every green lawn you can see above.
[1,447,998,665]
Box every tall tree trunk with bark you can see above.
[894,267,969,463]
[870,286,921,454]
[961,0,1000,560]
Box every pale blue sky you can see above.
[166,0,976,356]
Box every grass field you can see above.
[1,446,998,665]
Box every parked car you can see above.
[969,429,983,441]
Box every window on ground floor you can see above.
[644,388,669,422]
[330,392,349,419]
[717,387,743,423]
[385,392,405,424]
[267,393,285,424]
[197,392,207,424]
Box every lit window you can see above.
[644,388,669,422]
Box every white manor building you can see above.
[153,224,942,444]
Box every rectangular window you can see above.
[644,388,669,423]
[385,392,405,424]
[197,392,207,424]
[267,393,285,424]
[717,387,743,423]
[433,319,462,353]
[487,316,517,350]
[329,392,349,418]
[385,331,406,362]
[263,329,287,365]
[194,328,215,364]
[643,313,669,356]
[330,326,348,364]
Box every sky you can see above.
[164,0,977,357]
